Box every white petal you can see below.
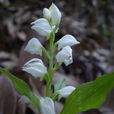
[22,67,46,78]
[19,96,30,104]
[40,97,55,114]
[43,8,51,19]
[58,34,80,50]
[58,86,75,98]
[31,18,52,37]
[56,46,73,66]
[22,58,47,78]
[23,58,43,66]
[24,38,42,55]
[64,56,73,66]
[49,3,61,25]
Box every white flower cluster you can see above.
[21,3,80,114]
[22,3,79,78]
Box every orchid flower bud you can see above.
[19,96,30,104]
[43,8,51,20]
[24,38,42,56]
[56,46,73,66]
[40,97,55,114]
[31,18,52,37]
[22,58,47,78]
[49,3,61,25]
[58,86,75,99]
[58,34,80,50]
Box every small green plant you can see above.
[0,3,114,114]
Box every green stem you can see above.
[53,62,61,71]
[46,31,55,97]
[41,46,50,60]
[54,41,58,50]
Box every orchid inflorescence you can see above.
[22,3,80,114]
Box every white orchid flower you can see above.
[24,38,42,56]
[40,97,55,114]
[58,34,80,50]
[43,8,51,20]
[56,46,73,66]
[19,96,30,104]
[22,58,47,78]
[31,18,52,37]
[49,3,61,25]
[58,86,75,99]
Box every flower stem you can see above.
[46,31,55,97]
[41,46,50,60]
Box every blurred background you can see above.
[0,0,114,114]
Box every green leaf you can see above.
[61,72,114,114]
[0,67,40,111]
[54,77,66,92]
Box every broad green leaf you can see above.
[54,77,66,92]
[0,67,40,111]
[61,72,114,114]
